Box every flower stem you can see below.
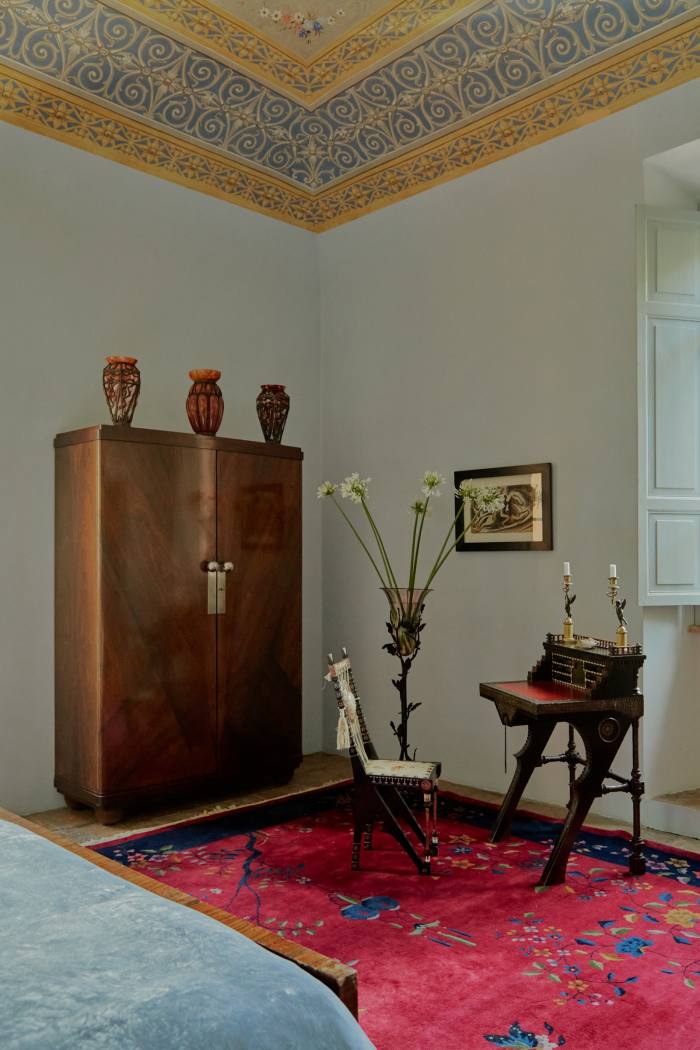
[330,496,388,587]
[410,496,430,593]
[361,499,400,594]
[425,512,472,587]
[408,510,419,592]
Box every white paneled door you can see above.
[638,207,700,604]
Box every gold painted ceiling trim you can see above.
[0,62,317,229]
[312,15,700,229]
[113,0,472,103]
[1,17,699,232]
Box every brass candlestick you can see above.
[607,574,628,647]
[563,574,576,642]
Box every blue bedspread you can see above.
[0,819,374,1049]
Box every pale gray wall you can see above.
[318,79,700,818]
[4,77,700,819]
[0,121,321,814]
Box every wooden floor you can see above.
[657,785,700,811]
[28,752,700,855]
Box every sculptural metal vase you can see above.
[103,356,140,425]
[256,384,290,443]
[186,369,224,437]
[382,586,431,760]
[382,587,431,657]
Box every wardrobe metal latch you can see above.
[203,561,234,614]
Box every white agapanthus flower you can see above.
[421,471,445,497]
[339,472,371,503]
[458,480,505,515]
[478,486,506,516]
[317,480,337,499]
[410,499,430,515]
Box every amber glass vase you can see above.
[103,356,140,425]
[186,369,224,437]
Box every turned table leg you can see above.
[628,717,646,876]
[491,720,555,842]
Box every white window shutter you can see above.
[638,206,700,604]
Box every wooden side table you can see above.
[480,677,645,886]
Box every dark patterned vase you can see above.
[186,369,224,437]
[256,384,290,443]
[103,356,140,425]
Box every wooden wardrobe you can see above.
[54,425,302,822]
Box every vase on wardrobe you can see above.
[103,357,140,425]
[186,369,224,437]
[256,384,290,443]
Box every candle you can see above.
[563,562,571,576]
[609,564,617,578]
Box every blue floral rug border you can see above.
[94,787,700,889]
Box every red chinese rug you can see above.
[93,789,700,1050]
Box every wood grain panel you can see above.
[55,441,101,795]
[55,424,303,460]
[216,452,302,785]
[99,439,217,794]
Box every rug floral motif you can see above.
[94,791,700,1050]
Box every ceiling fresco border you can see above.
[112,0,471,102]
[2,0,696,194]
[0,61,318,225]
[312,16,700,227]
[1,16,698,229]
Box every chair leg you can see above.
[380,785,427,843]
[420,787,439,863]
[352,821,362,870]
[374,790,429,875]
[430,789,439,856]
[363,822,374,850]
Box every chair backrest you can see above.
[326,650,377,765]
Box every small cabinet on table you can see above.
[55,425,302,823]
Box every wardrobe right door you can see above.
[216,447,302,786]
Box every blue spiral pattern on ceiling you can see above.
[0,0,696,188]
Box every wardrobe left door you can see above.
[99,438,218,803]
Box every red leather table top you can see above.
[493,680,586,703]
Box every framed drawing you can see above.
[454,463,553,551]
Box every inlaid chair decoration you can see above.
[326,649,441,875]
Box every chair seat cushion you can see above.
[365,759,440,784]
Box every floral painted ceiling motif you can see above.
[1,0,700,229]
[218,0,383,59]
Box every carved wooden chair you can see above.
[326,648,441,875]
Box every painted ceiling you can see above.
[1,0,699,229]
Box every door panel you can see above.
[638,207,700,603]
[216,451,302,783]
[100,440,217,793]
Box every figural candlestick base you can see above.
[562,573,576,643]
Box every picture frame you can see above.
[454,463,553,552]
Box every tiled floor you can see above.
[28,752,700,855]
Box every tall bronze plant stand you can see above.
[480,678,645,887]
